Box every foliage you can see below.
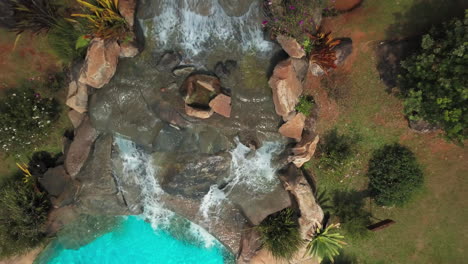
[308,31,341,72]
[307,223,346,263]
[6,0,60,34]
[368,144,423,206]
[0,86,60,155]
[317,128,360,170]
[0,174,51,258]
[331,190,371,238]
[262,0,324,40]
[399,11,468,143]
[72,0,130,41]
[256,208,303,259]
[47,19,87,64]
[296,95,315,116]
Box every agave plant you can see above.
[306,223,346,263]
[6,0,60,34]
[72,0,129,40]
[307,31,341,73]
[256,208,303,259]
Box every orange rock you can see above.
[209,94,231,118]
[278,113,306,140]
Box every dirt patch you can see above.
[334,0,363,12]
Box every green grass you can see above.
[308,0,468,263]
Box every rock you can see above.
[119,41,139,58]
[409,119,438,133]
[79,39,120,89]
[250,249,289,264]
[181,74,221,106]
[278,113,306,141]
[309,62,326,76]
[154,152,232,199]
[288,132,320,168]
[268,58,303,119]
[237,226,263,264]
[214,60,237,78]
[291,58,309,82]
[157,51,181,72]
[64,116,98,178]
[118,0,137,27]
[185,104,214,119]
[225,60,238,72]
[68,110,84,129]
[218,0,256,17]
[280,165,324,240]
[173,65,196,76]
[209,94,232,118]
[277,35,306,59]
[39,166,73,197]
[66,81,88,114]
[75,134,131,215]
[334,38,353,66]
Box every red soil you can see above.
[334,0,363,12]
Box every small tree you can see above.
[306,223,346,263]
[256,208,303,259]
[399,10,468,143]
[367,144,423,206]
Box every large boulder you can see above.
[185,104,214,119]
[288,132,320,168]
[68,110,84,129]
[237,226,263,264]
[119,41,139,58]
[118,0,137,27]
[278,112,306,141]
[66,81,88,114]
[39,165,73,197]
[209,94,232,118]
[268,59,303,119]
[79,39,120,89]
[276,35,306,59]
[64,116,98,178]
[157,51,181,72]
[181,74,221,105]
[218,0,256,17]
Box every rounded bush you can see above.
[367,144,423,206]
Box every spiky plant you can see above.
[72,0,129,40]
[306,223,346,263]
[307,31,341,73]
[6,0,60,34]
[256,208,303,259]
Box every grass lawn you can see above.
[0,29,71,180]
[305,0,468,263]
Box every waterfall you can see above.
[143,0,273,55]
[114,136,174,229]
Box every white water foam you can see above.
[143,0,272,55]
[115,136,174,229]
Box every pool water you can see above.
[36,216,229,264]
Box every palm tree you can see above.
[306,223,346,263]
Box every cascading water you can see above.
[143,0,272,56]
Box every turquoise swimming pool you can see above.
[36,216,229,264]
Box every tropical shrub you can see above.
[256,208,303,259]
[296,95,315,116]
[399,11,468,143]
[307,223,346,263]
[0,86,60,155]
[47,19,87,64]
[72,0,130,41]
[6,0,60,34]
[368,144,423,206]
[308,31,341,72]
[0,173,51,258]
[316,128,360,170]
[262,0,323,40]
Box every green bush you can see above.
[399,11,468,143]
[331,190,371,238]
[367,144,423,206]
[296,96,315,116]
[48,20,87,64]
[0,86,60,155]
[256,208,303,259]
[307,223,346,263]
[317,128,360,170]
[0,176,51,258]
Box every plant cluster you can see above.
[262,0,323,40]
[331,190,371,238]
[6,0,60,34]
[399,11,468,143]
[307,223,346,263]
[316,128,360,170]
[0,173,51,258]
[308,31,341,72]
[256,208,303,259]
[368,144,423,206]
[296,95,315,116]
[0,86,60,155]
